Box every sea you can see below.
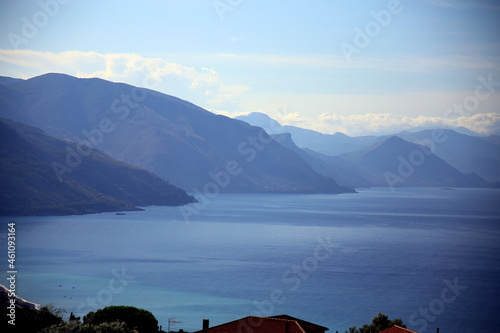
[1,188,499,333]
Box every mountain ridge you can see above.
[237,112,387,156]
[0,73,353,195]
[0,118,196,216]
[238,112,500,183]
[340,135,491,188]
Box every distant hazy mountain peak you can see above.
[237,112,283,133]
[246,111,275,120]
[332,131,350,138]
[30,72,80,82]
[385,135,406,143]
[358,135,397,154]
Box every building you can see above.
[193,315,329,333]
[379,325,420,333]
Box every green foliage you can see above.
[42,321,139,333]
[0,304,64,333]
[70,311,81,322]
[84,306,158,333]
[346,312,406,333]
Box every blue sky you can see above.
[1,0,499,135]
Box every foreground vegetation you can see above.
[0,305,161,333]
[1,301,406,333]
[345,312,407,333]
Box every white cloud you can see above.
[207,109,248,119]
[223,109,500,136]
[317,112,500,136]
[461,113,500,134]
[2,49,499,137]
[212,53,500,72]
[0,49,249,108]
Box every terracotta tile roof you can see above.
[379,325,419,333]
[193,315,320,333]
[269,314,329,332]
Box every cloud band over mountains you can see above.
[317,112,500,136]
[1,48,499,136]
[0,48,248,107]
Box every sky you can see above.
[0,0,499,136]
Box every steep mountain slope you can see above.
[0,119,195,216]
[0,74,352,194]
[398,130,500,182]
[272,133,369,188]
[340,136,491,188]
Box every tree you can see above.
[70,311,81,322]
[84,306,158,333]
[42,320,139,333]
[346,312,407,333]
[0,304,64,333]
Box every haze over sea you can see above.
[1,188,499,333]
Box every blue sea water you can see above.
[1,188,500,333]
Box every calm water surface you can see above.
[1,188,499,333]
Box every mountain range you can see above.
[397,130,500,182]
[239,112,500,188]
[0,74,352,203]
[237,112,385,156]
[1,73,498,215]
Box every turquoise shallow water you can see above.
[1,188,499,332]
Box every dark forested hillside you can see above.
[0,119,196,216]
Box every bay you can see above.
[1,188,499,333]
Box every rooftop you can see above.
[193,315,329,333]
[379,325,419,333]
